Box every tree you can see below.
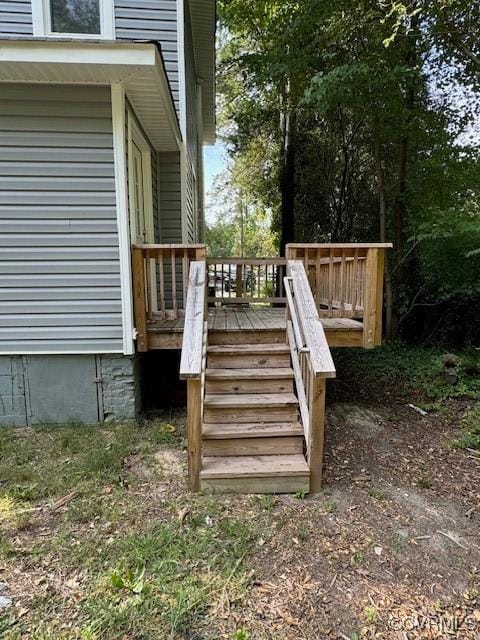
[216,0,480,344]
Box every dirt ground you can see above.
[206,379,480,640]
[1,369,479,639]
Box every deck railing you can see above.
[179,261,207,492]
[206,257,287,305]
[286,244,392,348]
[132,244,206,351]
[285,260,336,492]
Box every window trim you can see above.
[32,0,115,40]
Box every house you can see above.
[0,2,392,493]
[0,0,215,426]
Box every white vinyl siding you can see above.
[0,84,123,354]
[0,0,33,37]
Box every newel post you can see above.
[308,375,327,493]
[187,378,202,492]
[132,247,149,352]
[363,248,385,348]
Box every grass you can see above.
[333,341,480,402]
[453,402,480,451]
[0,421,259,639]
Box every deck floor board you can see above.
[148,307,363,334]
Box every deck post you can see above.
[195,246,206,260]
[308,376,326,493]
[363,248,384,348]
[132,247,149,352]
[187,377,202,491]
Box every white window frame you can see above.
[32,0,115,40]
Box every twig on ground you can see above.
[51,491,78,511]
[436,530,468,550]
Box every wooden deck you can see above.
[147,307,363,349]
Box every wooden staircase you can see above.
[201,342,309,493]
[180,259,338,495]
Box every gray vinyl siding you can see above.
[157,151,182,243]
[0,0,33,37]
[114,0,179,113]
[0,84,123,354]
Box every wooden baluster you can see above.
[237,263,243,299]
[352,249,358,317]
[315,249,321,311]
[339,249,346,317]
[328,250,334,317]
[158,249,165,319]
[257,264,261,299]
[171,250,178,319]
[182,248,189,309]
[132,247,148,351]
[145,248,152,321]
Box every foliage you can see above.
[215,0,480,345]
[333,342,480,401]
[453,403,480,451]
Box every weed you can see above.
[367,487,388,502]
[351,551,364,565]
[324,499,337,513]
[364,605,378,623]
[255,494,277,511]
[394,530,410,552]
[453,403,480,451]
[417,472,433,489]
[234,630,250,640]
[294,489,307,500]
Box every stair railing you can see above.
[180,261,207,492]
[132,244,206,351]
[286,244,392,348]
[284,260,336,492]
[206,257,287,305]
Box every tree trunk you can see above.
[391,11,419,337]
[279,108,296,256]
[374,130,394,340]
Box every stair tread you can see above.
[204,393,299,408]
[203,421,303,439]
[206,367,294,380]
[207,343,289,355]
[201,454,309,479]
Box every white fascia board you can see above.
[0,40,156,66]
[176,0,187,141]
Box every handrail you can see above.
[179,260,207,492]
[285,260,336,492]
[180,261,206,379]
[287,261,336,377]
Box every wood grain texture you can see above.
[287,261,336,378]
[179,261,206,378]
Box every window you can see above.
[50,0,101,35]
[32,0,115,39]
